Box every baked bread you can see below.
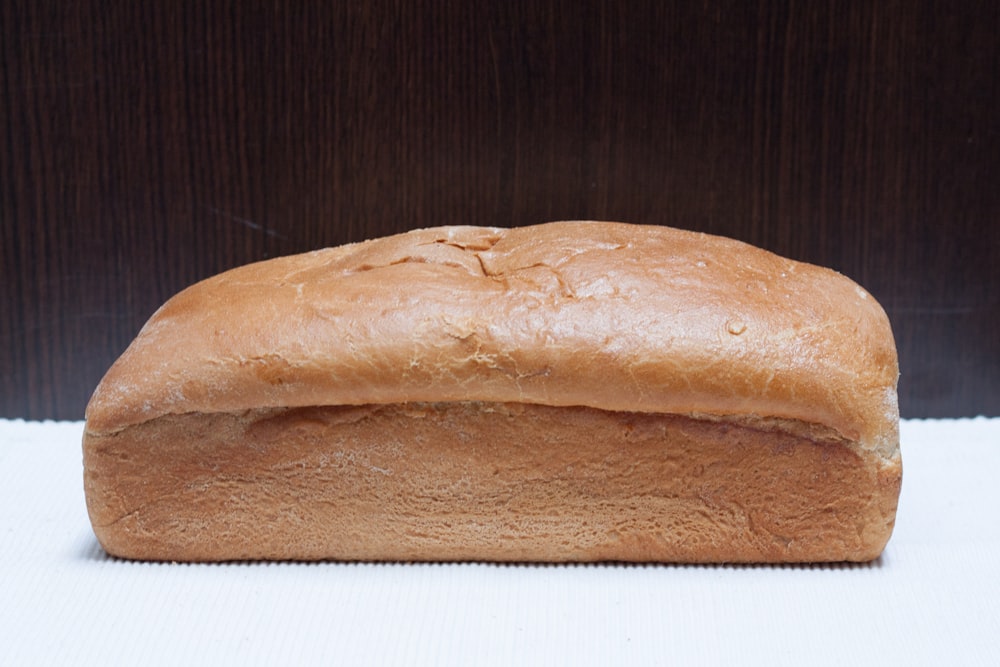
[83,221,902,562]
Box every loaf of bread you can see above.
[83,221,901,562]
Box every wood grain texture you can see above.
[2,1,998,419]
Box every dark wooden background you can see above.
[2,1,998,420]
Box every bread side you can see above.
[84,402,901,562]
[84,222,899,461]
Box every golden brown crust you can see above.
[82,221,902,562]
[84,403,901,562]
[84,222,899,460]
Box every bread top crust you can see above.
[85,221,899,458]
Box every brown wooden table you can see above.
[3,1,998,419]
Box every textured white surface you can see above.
[1,418,998,666]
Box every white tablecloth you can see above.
[1,418,997,665]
